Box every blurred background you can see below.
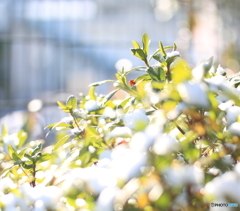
[0,0,239,142]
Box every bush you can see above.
[1,34,240,211]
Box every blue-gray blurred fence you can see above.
[0,0,179,116]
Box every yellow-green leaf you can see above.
[88,86,97,100]
[66,95,77,110]
[89,80,114,87]
[142,33,150,55]
[8,144,20,161]
[131,49,146,61]
[159,41,166,58]
[53,134,72,152]
[132,40,141,49]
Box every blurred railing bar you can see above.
[0,34,133,48]
[0,99,59,116]
[0,34,164,48]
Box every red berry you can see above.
[117,140,128,145]
[129,80,136,86]
[81,129,86,138]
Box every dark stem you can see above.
[31,163,36,187]
[166,64,172,82]
[151,105,158,110]
[144,58,150,67]
[70,112,82,132]
[167,117,186,135]
[176,124,185,135]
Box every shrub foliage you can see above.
[1,34,240,211]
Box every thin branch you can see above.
[20,165,29,177]
[144,58,150,67]
[70,113,82,132]
[175,124,186,135]
[167,117,186,135]
[151,105,158,110]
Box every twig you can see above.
[70,113,82,132]
[175,124,185,135]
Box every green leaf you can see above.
[88,86,97,100]
[79,151,91,167]
[232,80,240,88]
[18,148,28,159]
[0,165,14,177]
[163,45,174,50]
[57,101,67,109]
[124,66,147,75]
[45,122,73,138]
[66,95,77,110]
[72,109,87,119]
[22,163,34,169]
[12,153,21,162]
[131,49,146,61]
[166,51,180,68]
[102,89,120,105]
[159,67,166,81]
[132,40,141,49]
[14,160,24,165]
[1,124,8,136]
[124,97,136,111]
[57,101,72,113]
[135,74,151,83]
[45,122,73,130]
[203,57,213,72]
[208,92,219,109]
[31,143,42,156]
[173,42,177,51]
[36,153,52,163]
[171,59,191,83]
[8,144,20,161]
[53,134,72,152]
[156,191,171,209]
[24,153,34,162]
[152,53,166,63]
[116,72,128,86]
[114,73,139,96]
[159,42,166,58]
[147,66,166,81]
[142,33,150,55]
[89,80,115,87]
[17,131,28,148]
[119,97,133,108]
[151,81,166,90]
